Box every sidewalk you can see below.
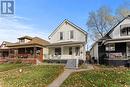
[48,64,94,87]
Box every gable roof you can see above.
[48,19,87,39]
[0,41,13,47]
[105,15,130,36]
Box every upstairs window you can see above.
[120,27,130,36]
[19,39,25,43]
[70,30,74,39]
[60,32,63,40]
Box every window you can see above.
[60,32,63,40]
[128,28,130,35]
[70,30,74,39]
[69,47,72,55]
[120,27,130,36]
[106,44,115,51]
[19,39,25,43]
[55,48,61,55]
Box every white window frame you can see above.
[106,43,115,51]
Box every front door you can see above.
[75,47,80,56]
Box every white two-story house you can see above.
[45,19,87,67]
[90,15,130,66]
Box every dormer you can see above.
[18,36,33,43]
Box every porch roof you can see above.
[104,38,130,45]
[6,37,50,48]
[7,44,43,48]
[46,41,85,47]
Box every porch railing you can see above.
[44,54,82,60]
[106,53,130,60]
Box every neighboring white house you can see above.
[90,42,99,61]
[90,15,130,66]
[45,19,87,67]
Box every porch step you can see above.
[65,59,77,69]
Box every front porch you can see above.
[104,42,130,66]
[45,43,86,68]
[46,44,85,61]
[0,47,43,64]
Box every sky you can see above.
[0,0,129,50]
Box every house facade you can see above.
[45,19,87,68]
[0,36,49,64]
[90,15,130,66]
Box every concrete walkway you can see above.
[48,64,94,87]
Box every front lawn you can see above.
[61,68,130,87]
[0,63,29,72]
[0,65,64,87]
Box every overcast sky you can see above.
[0,0,129,50]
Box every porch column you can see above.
[61,46,63,55]
[80,45,83,60]
[8,49,10,58]
[33,47,36,58]
[61,46,63,60]
[25,48,27,54]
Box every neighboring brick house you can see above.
[0,36,49,64]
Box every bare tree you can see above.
[87,5,130,41]
[87,6,115,41]
[116,6,130,21]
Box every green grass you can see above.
[0,63,29,72]
[0,65,64,87]
[61,69,130,87]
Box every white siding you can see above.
[110,18,130,39]
[50,23,86,43]
[90,43,98,60]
